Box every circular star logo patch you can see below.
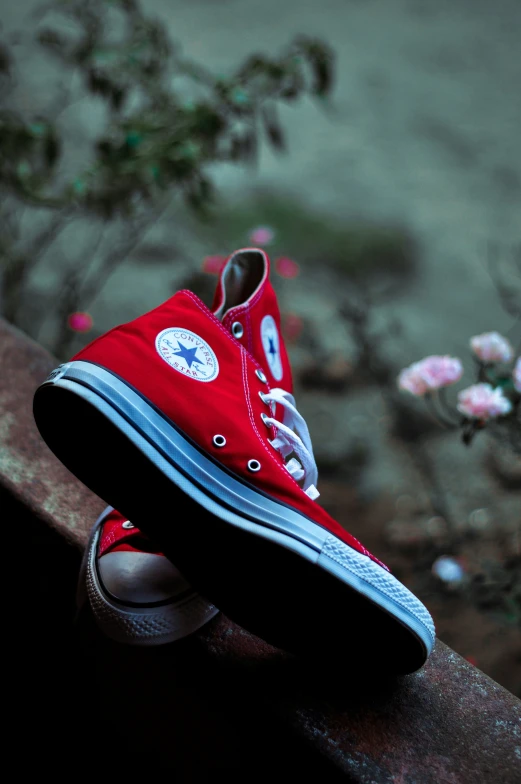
[155,328,219,382]
[261,315,283,381]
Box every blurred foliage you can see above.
[467,556,521,627]
[0,0,335,352]
[0,0,334,216]
[193,191,417,278]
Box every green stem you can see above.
[424,392,457,430]
[437,388,460,426]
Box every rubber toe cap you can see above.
[98,552,192,604]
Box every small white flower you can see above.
[432,555,465,584]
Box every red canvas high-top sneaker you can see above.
[78,506,218,645]
[34,248,435,673]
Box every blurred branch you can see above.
[1,210,70,323]
[487,241,521,353]
[82,199,171,306]
[51,196,172,358]
[0,0,336,342]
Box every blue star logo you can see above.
[173,340,202,369]
[268,337,277,358]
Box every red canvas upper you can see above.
[74,249,386,568]
[98,509,163,556]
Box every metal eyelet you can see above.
[255,369,267,383]
[232,321,244,339]
[247,459,261,472]
[258,390,268,404]
[260,413,270,426]
[213,434,226,447]
[122,521,135,529]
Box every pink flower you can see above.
[202,255,227,274]
[67,312,93,333]
[282,312,304,343]
[275,256,300,279]
[470,331,514,363]
[418,355,463,390]
[249,226,274,246]
[457,383,512,420]
[397,362,430,396]
[398,355,463,396]
[513,357,521,393]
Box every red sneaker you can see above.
[78,506,218,645]
[34,248,435,673]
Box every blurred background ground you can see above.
[2,0,520,693]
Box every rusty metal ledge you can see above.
[0,319,105,546]
[2,316,520,782]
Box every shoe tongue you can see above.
[212,248,293,391]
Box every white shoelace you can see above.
[261,388,320,500]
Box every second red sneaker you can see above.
[34,248,435,673]
[78,507,218,645]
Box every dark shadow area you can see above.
[8,485,349,780]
